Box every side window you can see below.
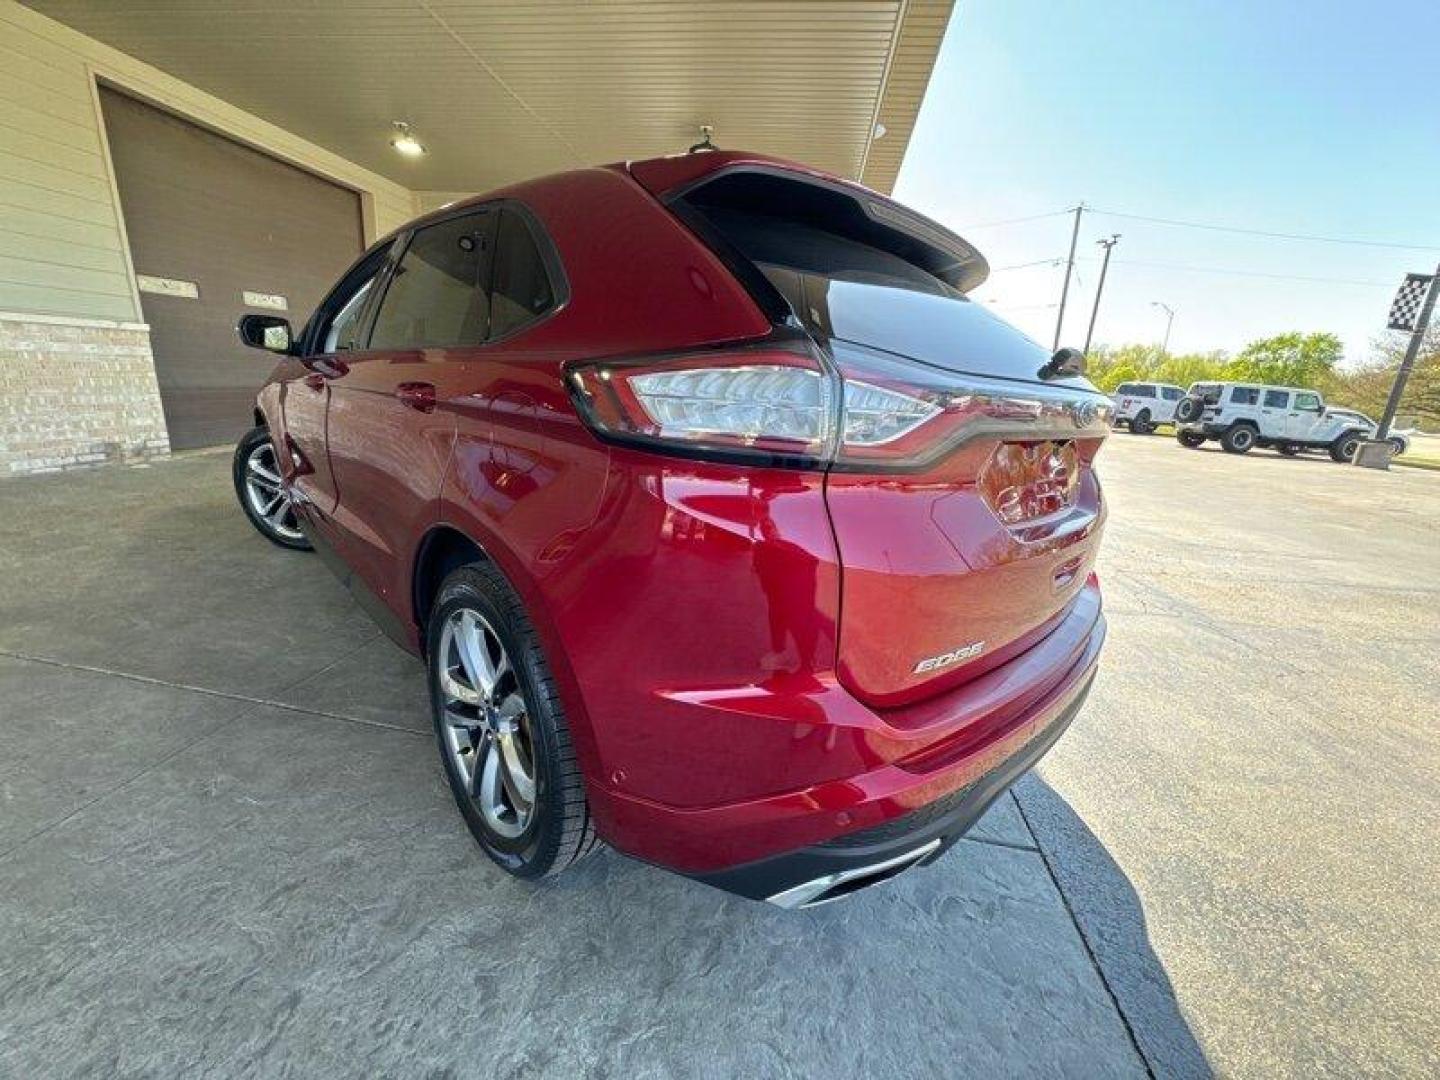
[1230,387,1260,406]
[311,245,391,355]
[1294,392,1321,411]
[1263,390,1289,409]
[1136,385,1156,398]
[1115,383,1136,395]
[488,208,557,340]
[369,211,494,350]
[1162,387,1183,401]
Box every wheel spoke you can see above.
[440,666,481,707]
[495,723,536,807]
[248,460,282,485]
[455,611,502,700]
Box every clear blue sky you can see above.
[894,0,1440,364]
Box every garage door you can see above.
[100,87,364,450]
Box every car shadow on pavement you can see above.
[1014,772,1214,1080]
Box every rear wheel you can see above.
[1330,432,1362,463]
[1129,409,1154,435]
[1221,425,1256,454]
[1177,430,1206,449]
[427,562,599,879]
[233,426,310,550]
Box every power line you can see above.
[959,208,1073,231]
[1086,208,1436,252]
[1075,254,1393,288]
[989,257,1065,272]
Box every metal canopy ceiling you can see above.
[23,0,953,195]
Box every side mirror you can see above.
[1038,347,1085,381]
[237,313,294,354]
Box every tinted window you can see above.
[1294,392,1321,411]
[489,209,556,339]
[1134,385,1156,398]
[1230,387,1260,405]
[1262,390,1288,408]
[311,245,391,354]
[370,211,493,349]
[1161,387,1183,401]
[1115,383,1137,395]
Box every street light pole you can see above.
[1151,301,1176,356]
[1083,234,1120,356]
[1052,203,1085,350]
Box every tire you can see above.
[1389,438,1406,457]
[1177,430,1206,449]
[1129,409,1154,435]
[1329,432,1362,463]
[1174,396,1205,423]
[1220,425,1257,454]
[233,426,311,550]
[1277,443,1302,457]
[427,562,599,879]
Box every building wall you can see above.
[0,0,419,475]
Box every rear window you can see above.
[675,169,1087,389]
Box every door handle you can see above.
[395,381,437,413]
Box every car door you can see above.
[1288,391,1324,441]
[281,244,391,524]
[323,208,498,637]
[1260,389,1290,438]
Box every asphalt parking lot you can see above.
[1,435,1436,1077]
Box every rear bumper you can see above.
[692,668,1094,905]
[590,598,1105,900]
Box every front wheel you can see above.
[428,563,599,879]
[233,426,310,550]
[1221,425,1256,454]
[1330,433,1362,463]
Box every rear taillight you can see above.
[978,441,1079,525]
[567,338,1112,470]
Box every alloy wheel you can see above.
[437,608,537,839]
[243,441,304,542]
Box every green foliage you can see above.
[1087,327,1438,430]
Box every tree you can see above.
[1326,326,1440,428]
[1224,332,1342,388]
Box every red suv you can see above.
[234,151,1110,908]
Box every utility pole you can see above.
[1083,234,1121,355]
[1052,203,1084,350]
[1151,301,1176,355]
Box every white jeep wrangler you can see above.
[1173,382,1371,462]
[1110,381,1186,434]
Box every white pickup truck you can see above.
[1110,382,1186,434]
[1173,382,1373,461]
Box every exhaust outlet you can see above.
[766,839,941,910]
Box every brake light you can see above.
[567,338,1111,470]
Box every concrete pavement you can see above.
[0,448,1156,1079]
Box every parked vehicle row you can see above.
[231,150,1111,909]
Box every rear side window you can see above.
[370,211,494,349]
[1162,387,1183,401]
[1229,387,1260,405]
[1134,385,1156,398]
[489,208,556,340]
[1264,390,1289,408]
[1116,383,1137,395]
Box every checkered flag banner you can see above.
[1387,273,1435,332]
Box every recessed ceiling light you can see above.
[390,121,425,157]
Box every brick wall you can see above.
[0,313,170,476]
